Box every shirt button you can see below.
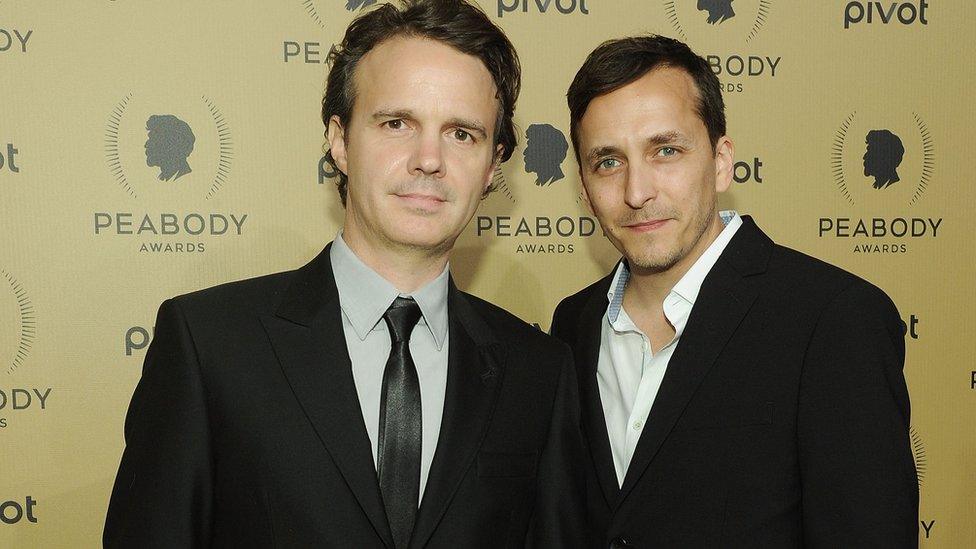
[632,420,642,430]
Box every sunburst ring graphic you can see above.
[664,0,771,41]
[104,94,233,200]
[301,0,327,30]
[911,426,927,487]
[203,95,234,200]
[831,111,856,206]
[105,93,136,198]
[491,165,515,204]
[663,1,687,40]
[2,269,36,376]
[747,0,772,42]
[911,112,935,207]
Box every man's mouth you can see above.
[622,218,670,232]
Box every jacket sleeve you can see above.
[525,343,589,548]
[798,280,918,548]
[104,298,214,548]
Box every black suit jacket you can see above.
[105,243,587,548]
[551,216,918,548]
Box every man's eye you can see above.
[454,129,473,142]
[384,119,404,130]
[597,158,621,170]
[658,147,678,157]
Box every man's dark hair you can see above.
[567,35,726,164]
[321,0,521,205]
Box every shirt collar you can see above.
[606,210,742,324]
[330,232,449,350]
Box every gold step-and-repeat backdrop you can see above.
[2,1,973,546]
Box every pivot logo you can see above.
[733,156,763,184]
[900,314,919,340]
[497,0,590,17]
[0,28,32,53]
[125,325,154,356]
[664,1,778,93]
[524,124,568,186]
[100,92,246,254]
[0,143,19,173]
[844,1,929,29]
[821,110,940,255]
[1,269,35,376]
[0,497,37,524]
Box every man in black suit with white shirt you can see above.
[551,35,918,548]
[104,2,586,547]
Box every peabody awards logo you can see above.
[1,269,35,376]
[0,269,49,432]
[99,92,247,254]
[0,26,33,54]
[820,109,939,254]
[475,123,598,255]
[524,124,568,186]
[285,1,376,63]
[663,0,779,93]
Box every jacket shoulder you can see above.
[168,267,299,319]
[551,271,614,329]
[460,291,566,355]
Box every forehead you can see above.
[578,67,705,143]
[352,36,498,118]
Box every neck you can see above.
[341,226,448,294]
[625,213,725,309]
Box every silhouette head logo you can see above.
[145,115,195,182]
[863,129,905,189]
[698,0,735,24]
[346,0,376,10]
[524,124,568,186]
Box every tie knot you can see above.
[383,297,423,343]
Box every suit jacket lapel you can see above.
[410,281,505,549]
[574,274,621,509]
[260,243,394,548]
[616,217,771,509]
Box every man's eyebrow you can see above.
[446,117,488,139]
[646,131,692,148]
[584,145,622,164]
[371,109,415,121]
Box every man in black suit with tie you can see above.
[104,1,586,547]
[551,35,918,547]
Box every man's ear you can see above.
[714,136,735,193]
[327,115,348,174]
[484,144,505,194]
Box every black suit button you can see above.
[609,537,632,549]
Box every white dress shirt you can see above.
[330,233,450,501]
[599,211,742,485]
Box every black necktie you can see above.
[378,297,423,549]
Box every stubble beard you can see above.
[624,197,717,275]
